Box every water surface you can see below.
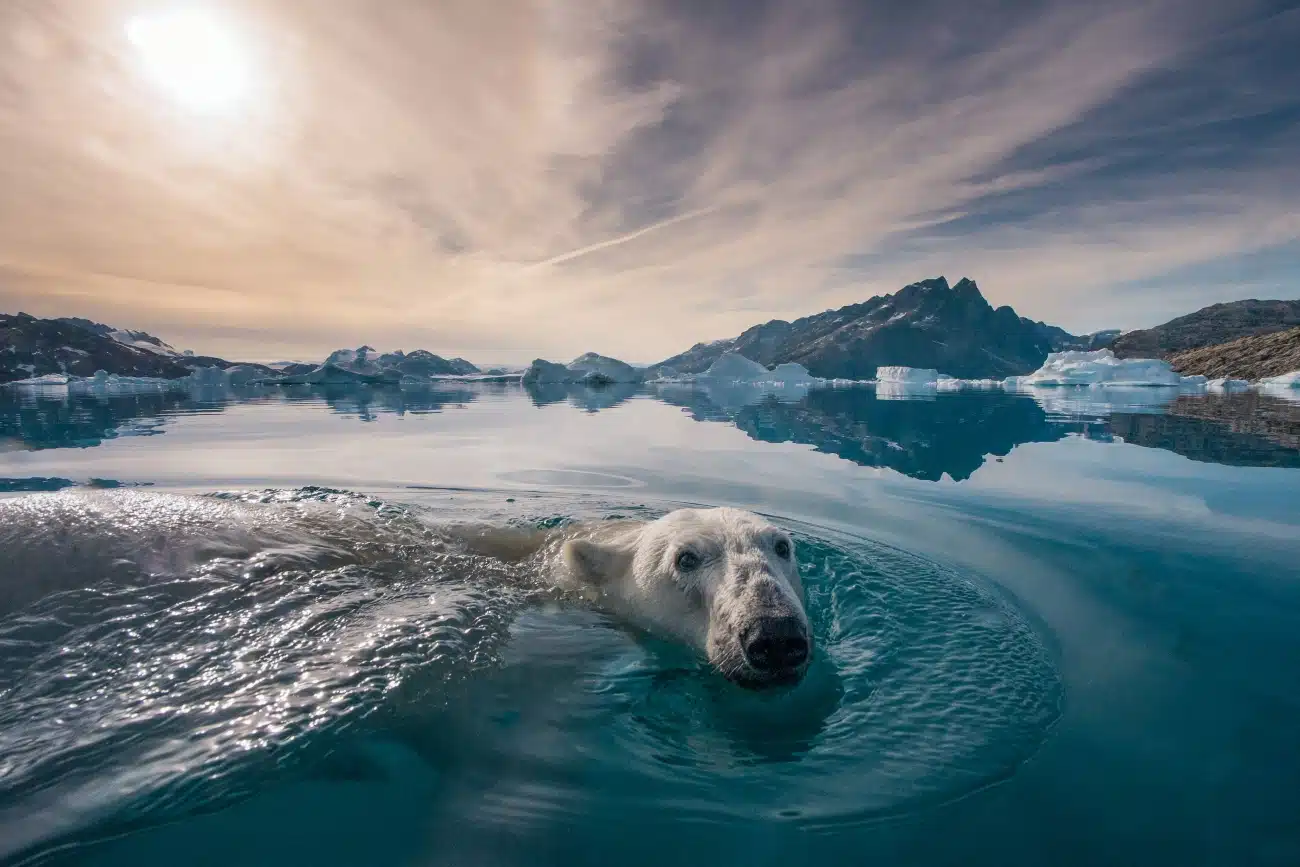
[1,380,1298,866]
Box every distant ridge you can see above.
[1168,326,1300,381]
[653,277,1097,380]
[1110,299,1300,359]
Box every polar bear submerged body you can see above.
[0,492,812,689]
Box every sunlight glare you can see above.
[126,7,251,112]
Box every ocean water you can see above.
[1,379,1298,867]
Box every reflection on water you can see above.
[2,381,1299,479]
[655,385,1110,481]
[1111,392,1300,468]
[523,381,640,413]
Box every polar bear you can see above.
[556,507,812,689]
[0,492,811,689]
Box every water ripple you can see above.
[0,489,1062,863]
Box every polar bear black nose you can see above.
[742,616,809,672]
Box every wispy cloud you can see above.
[1,0,1296,363]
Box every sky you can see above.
[1,0,1298,365]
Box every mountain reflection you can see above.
[2,382,1297,479]
[655,385,1109,481]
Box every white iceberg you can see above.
[699,351,772,382]
[765,362,820,387]
[1256,370,1300,403]
[874,366,939,400]
[4,373,74,387]
[876,366,940,384]
[1009,349,1183,387]
[935,375,1002,392]
[1207,378,1251,392]
[1257,370,1300,389]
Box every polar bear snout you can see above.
[741,614,810,674]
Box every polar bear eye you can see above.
[675,550,700,572]
[774,538,791,560]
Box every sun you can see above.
[126,7,251,112]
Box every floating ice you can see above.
[1256,370,1300,403]
[1207,378,1252,392]
[766,362,820,386]
[1257,370,1300,389]
[877,366,940,385]
[5,373,74,387]
[699,351,772,382]
[1009,349,1183,387]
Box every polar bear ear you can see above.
[562,537,633,587]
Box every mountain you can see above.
[53,317,180,356]
[652,277,1084,380]
[1167,326,1300,381]
[1110,300,1300,359]
[322,346,480,379]
[521,353,643,386]
[1,313,194,383]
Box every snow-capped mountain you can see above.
[53,317,182,356]
[521,352,643,386]
[652,277,1096,380]
[319,346,480,379]
[2,313,194,383]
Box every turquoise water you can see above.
[1,381,1298,866]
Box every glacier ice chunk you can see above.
[876,366,940,384]
[699,351,772,382]
[1257,370,1300,389]
[1207,378,1251,392]
[1012,349,1183,387]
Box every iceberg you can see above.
[1257,370,1300,403]
[765,362,820,387]
[1010,349,1183,387]
[693,353,823,387]
[876,366,940,384]
[698,351,771,382]
[4,373,74,387]
[874,366,939,400]
[1257,370,1300,389]
[1207,378,1251,392]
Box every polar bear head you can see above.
[561,507,811,689]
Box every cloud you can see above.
[0,0,1297,363]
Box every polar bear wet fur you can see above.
[558,507,812,689]
[0,492,812,689]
